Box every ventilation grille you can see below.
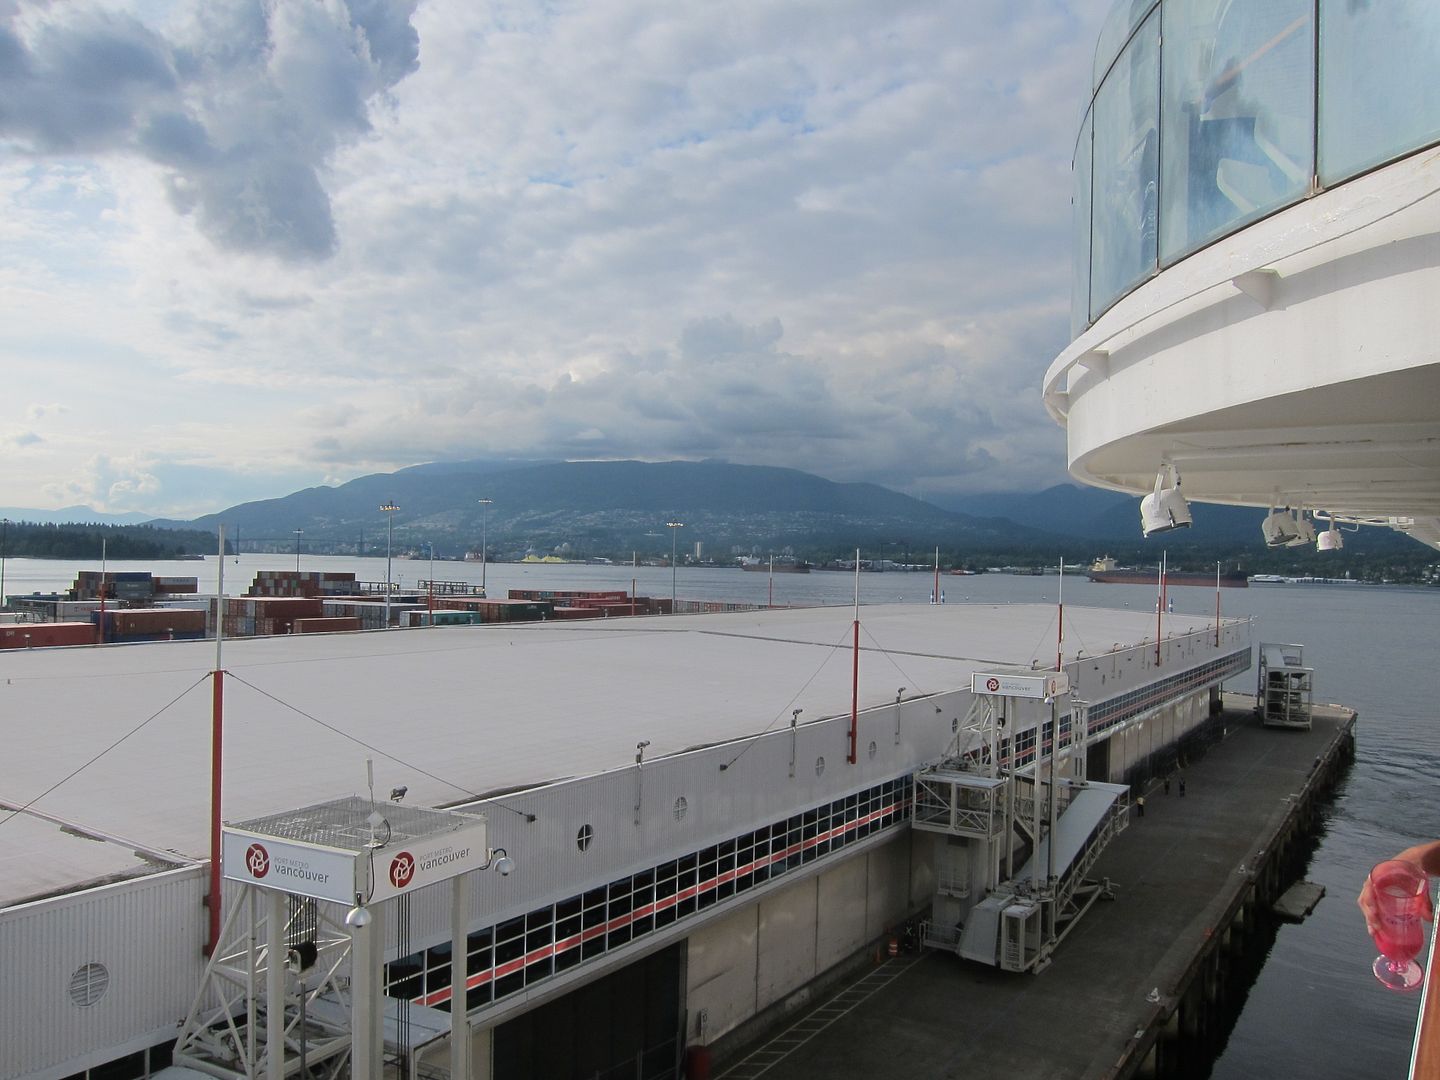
[69,963,109,1008]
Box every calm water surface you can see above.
[5,554,1437,1073]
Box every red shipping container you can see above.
[294,617,363,634]
[0,622,96,648]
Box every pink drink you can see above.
[1373,915,1424,964]
[1370,860,1428,991]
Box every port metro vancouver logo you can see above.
[389,851,416,889]
[985,677,1001,692]
[246,843,270,879]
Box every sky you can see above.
[1,0,1110,519]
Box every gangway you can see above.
[913,667,1130,972]
[958,779,1127,971]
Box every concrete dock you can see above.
[714,696,1356,1080]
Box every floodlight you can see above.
[389,786,407,802]
[1287,513,1317,547]
[1317,523,1343,551]
[1140,464,1192,537]
[1262,509,1300,547]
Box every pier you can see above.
[715,694,1356,1080]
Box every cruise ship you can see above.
[1044,0,1440,1071]
[1043,0,1440,553]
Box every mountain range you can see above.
[152,460,1058,558]
[13,459,1418,561]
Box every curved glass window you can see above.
[1073,0,1440,335]
[1160,0,1314,263]
[1089,8,1160,317]
[1071,111,1094,340]
[1094,0,1160,92]
[1319,0,1440,184]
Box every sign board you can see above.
[222,831,359,904]
[222,814,488,904]
[366,826,491,903]
[971,670,1071,701]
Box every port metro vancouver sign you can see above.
[971,671,1071,701]
[222,817,489,905]
[222,831,358,904]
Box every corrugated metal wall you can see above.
[0,866,206,1080]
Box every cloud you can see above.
[2,0,1113,516]
[25,403,67,420]
[0,0,420,260]
[6,430,43,447]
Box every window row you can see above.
[384,776,912,1014]
[1086,649,1249,736]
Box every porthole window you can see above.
[673,796,688,821]
[69,963,109,1008]
[868,740,877,759]
[576,824,593,852]
[815,756,826,777]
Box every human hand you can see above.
[1359,843,1439,935]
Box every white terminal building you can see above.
[1,603,1251,1080]
[1044,0,1440,550]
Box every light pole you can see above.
[477,498,493,593]
[0,518,9,610]
[666,521,684,612]
[380,503,399,627]
[293,529,303,573]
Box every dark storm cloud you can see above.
[0,1,420,260]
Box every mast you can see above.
[1215,561,1222,646]
[1057,558,1065,671]
[1155,551,1166,665]
[849,548,860,764]
[208,525,226,954]
[98,538,107,645]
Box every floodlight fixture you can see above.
[1262,508,1303,547]
[1140,464,1192,537]
[389,785,408,802]
[1317,521,1344,551]
[1285,511,1318,547]
[1262,507,1318,547]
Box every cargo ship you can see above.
[739,556,810,573]
[1086,556,1248,588]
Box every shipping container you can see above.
[0,622,96,649]
[550,607,601,620]
[293,617,363,634]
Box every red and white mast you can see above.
[849,549,860,765]
[208,525,226,954]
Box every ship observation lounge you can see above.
[1044,0,1440,549]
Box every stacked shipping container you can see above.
[247,570,360,598]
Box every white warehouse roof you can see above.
[0,603,1228,908]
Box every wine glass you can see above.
[1369,859,1427,992]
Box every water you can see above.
[4,554,1437,1073]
